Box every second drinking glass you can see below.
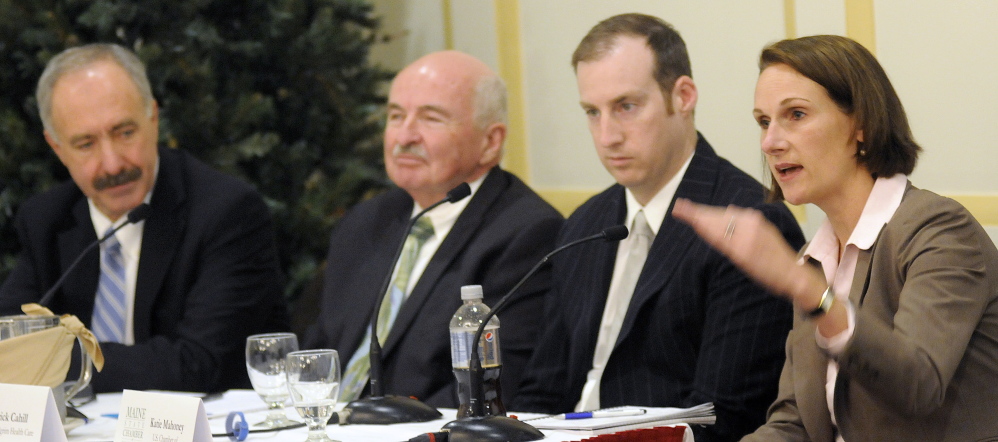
[286,349,340,442]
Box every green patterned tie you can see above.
[340,217,435,401]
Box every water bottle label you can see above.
[481,331,500,365]
[450,329,501,368]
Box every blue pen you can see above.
[558,409,646,419]
[102,413,119,419]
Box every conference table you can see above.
[67,390,693,441]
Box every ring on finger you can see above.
[724,216,737,240]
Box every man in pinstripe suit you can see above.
[513,14,804,442]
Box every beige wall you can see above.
[367,0,448,72]
[875,0,998,194]
[367,0,998,242]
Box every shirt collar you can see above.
[624,151,694,236]
[848,173,907,249]
[802,173,908,262]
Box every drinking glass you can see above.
[246,332,300,428]
[286,349,340,442]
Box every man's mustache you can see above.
[392,143,428,160]
[93,168,142,191]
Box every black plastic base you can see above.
[344,395,442,425]
[442,416,544,442]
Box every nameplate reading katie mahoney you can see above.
[113,390,211,442]
[0,383,67,442]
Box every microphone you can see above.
[37,203,152,307]
[345,183,472,425]
[442,225,628,442]
[445,182,472,203]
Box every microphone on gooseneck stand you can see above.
[345,183,472,425]
[441,224,629,442]
[38,203,152,307]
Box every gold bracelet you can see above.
[807,286,834,318]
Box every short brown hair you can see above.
[759,35,921,200]
[572,13,691,99]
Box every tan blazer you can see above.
[744,184,998,442]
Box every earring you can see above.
[859,149,867,156]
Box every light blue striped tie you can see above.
[92,228,127,343]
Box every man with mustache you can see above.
[304,51,563,407]
[0,43,288,393]
[93,168,142,191]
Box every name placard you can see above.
[0,383,67,442]
[113,390,211,442]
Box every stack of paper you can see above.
[530,403,715,435]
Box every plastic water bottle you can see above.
[449,285,505,417]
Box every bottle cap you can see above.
[461,285,484,300]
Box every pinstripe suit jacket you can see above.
[514,135,805,442]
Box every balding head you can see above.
[397,51,508,130]
[383,51,508,207]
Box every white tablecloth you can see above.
[68,390,691,442]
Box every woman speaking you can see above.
[673,35,998,441]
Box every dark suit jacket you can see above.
[744,185,998,442]
[304,167,563,407]
[0,147,289,393]
[514,135,805,442]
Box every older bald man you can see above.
[304,51,563,408]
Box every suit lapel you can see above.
[133,149,187,341]
[615,139,715,348]
[383,168,507,355]
[56,198,99,319]
[348,198,410,356]
[850,249,873,307]
[567,186,628,358]
[849,185,906,308]
[616,213,698,348]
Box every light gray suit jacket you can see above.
[744,184,998,442]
